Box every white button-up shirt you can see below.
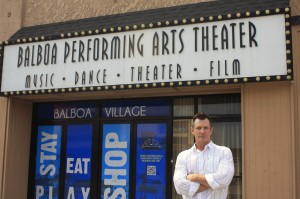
[173,141,234,199]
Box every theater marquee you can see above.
[0,8,293,95]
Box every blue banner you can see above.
[135,123,167,199]
[35,125,62,199]
[64,124,93,199]
[36,101,97,120]
[101,98,170,118]
[101,124,131,199]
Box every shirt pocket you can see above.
[205,155,221,173]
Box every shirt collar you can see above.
[192,141,214,151]
[206,141,214,149]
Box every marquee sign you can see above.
[0,8,293,96]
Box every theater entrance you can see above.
[30,98,172,199]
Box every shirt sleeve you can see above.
[173,151,200,197]
[205,147,235,190]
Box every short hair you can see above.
[192,113,213,127]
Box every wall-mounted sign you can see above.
[0,10,292,96]
[101,98,170,118]
[36,101,97,120]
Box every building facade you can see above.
[0,0,299,199]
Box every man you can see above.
[173,113,234,199]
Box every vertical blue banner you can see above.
[35,125,62,199]
[135,123,167,199]
[64,124,93,199]
[101,124,131,199]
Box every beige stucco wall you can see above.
[291,0,300,16]
[0,0,22,40]
[22,0,210,26]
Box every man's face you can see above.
[191,118,213,145]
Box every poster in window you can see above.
[135,123,167,199]
[35,125,62,199]
[101,124,131,199]
[64,124,93,199]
